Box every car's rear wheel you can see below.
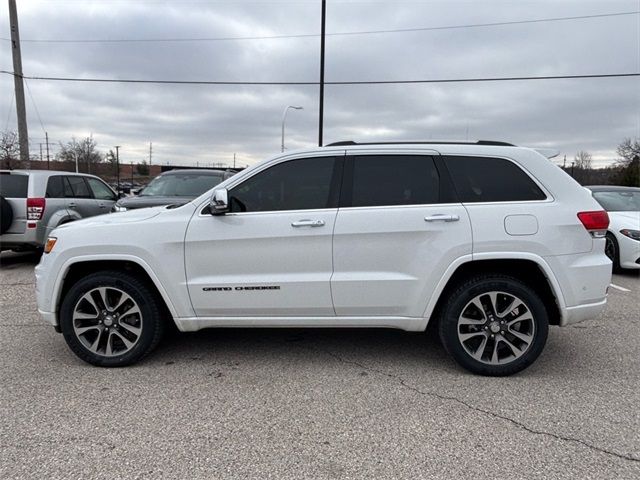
[59,271,165,367]
[438,274,548,376]
[605,232,621,271]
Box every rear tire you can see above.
[438,274,549,376]
[0,196,13,234]
[59,271,165,367]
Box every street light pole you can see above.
[281,105,303,152]
[115,145,121,193]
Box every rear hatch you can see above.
[0,171,29,234]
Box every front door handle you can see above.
[291,219,325,228]
[424,214,460,222]
[98,203,107,208]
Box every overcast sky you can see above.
[1,0,639,168]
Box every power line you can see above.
[24,78,47,134]
[1,70,639,86]
[0,11,637,44]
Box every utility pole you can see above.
[233,153,236,168]
[115,146,121,193]
[563,155,566,168]
[8,0,29,166]
[39,143,42,161]
[45,131,50,169]
[318,0,326,147]
[149,141,152,165]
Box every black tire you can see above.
[0,196,13,234]
[59,271,166,367]
[438,274,549,376]
[605,232,621,272]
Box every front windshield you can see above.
[592,190,640,212]
[140,173,223,197]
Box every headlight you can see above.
[620,229,640,241]
[44,237,57,254]
[112,204,128,212]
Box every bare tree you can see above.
[56,136,104,173]
[616,138,640,165]
[0,131,20,169]
[574,151,593,170]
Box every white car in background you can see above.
[587,186,640,270]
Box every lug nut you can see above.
[491,334,494,338]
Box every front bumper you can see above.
[616,232,640,269]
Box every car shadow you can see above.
[0,250,42,268]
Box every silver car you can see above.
[0,170,117,252]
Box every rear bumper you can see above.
[0,224,46,249]
[560,298,607,326]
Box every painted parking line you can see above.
[609,283,631,292]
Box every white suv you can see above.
[35,142,612,376]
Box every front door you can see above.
[185,153,344,317]
[331,153,472,317]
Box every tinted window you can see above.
[446,156,546,202]
[0,174,28,198]
[65,176,92,198]
[87,178,116,201]
[350,155,440,207]
[140,173,223,197]
[229,157,337,212]
[45,176,66,198]
[593,190,640,212]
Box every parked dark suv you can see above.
[112,169,236,212]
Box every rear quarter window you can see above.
[0,173,28,198]
[445,156,546,202]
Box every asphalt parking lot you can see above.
[1,251,639,479]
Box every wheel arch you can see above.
[423,254,565,329]
[54,256,178,328]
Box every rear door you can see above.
[331,152,472,317]
[0,172,29,234]
[64,175,97,218]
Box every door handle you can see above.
[424,214,460,222]
[291,219,325,228]
[98,203,106,208]
[68,202,77,209]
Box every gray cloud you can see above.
[1,0,638,168]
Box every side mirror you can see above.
[210,188,229,215]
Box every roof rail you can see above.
[325,140,515,147]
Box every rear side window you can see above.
[46,176,66,198]
[349,155,440,207]
[0,174,28,198]
[65,176,92,198]
[445,156,546,202]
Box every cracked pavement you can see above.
[1,251,639,479]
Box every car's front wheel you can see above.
[439,274,549,376]
[59,271,165,367]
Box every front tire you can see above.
[59,271,165,367]
[605,233,621,272]
[438,274,549,376]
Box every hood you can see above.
[608,211,640,228]
[115,195,193,209]
[55,206,164,231]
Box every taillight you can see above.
[577,210,609,237]
[27,197,46,220]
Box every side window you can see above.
[45,176,65,198]
[349,155,440,207]
[445,156,546,202]
[65,176,92,198]
[86,178,116,201]
[229,157,338,213]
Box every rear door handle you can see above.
[291,219,325,228]
[98,203,107,208]
[68,202,77,209]
[424,214,460,222]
